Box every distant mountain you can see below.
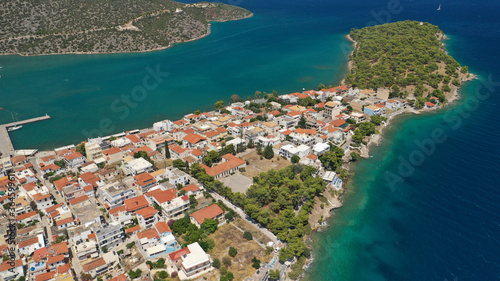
[0,0,252,56]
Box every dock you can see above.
[0,114,51,157]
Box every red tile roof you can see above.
[109,274,128,281]
[183,133,207,145]
[103,147,121,155]
[125,134,141,143]
[181,184,200,192]
[46,203,64,214]
[48,242,69,255]
[124,195,149,212]
[47,254,65,265]
[145,189,177,204]
[190,204,224,225]
[191,149,203,157]
[330,119,346,127]
[16,210,38,221]
[137,228,159,240]
[22,182,37,192]
[201,154,246,177]
[215,127,227,133]
[126,225,141,234]
[40,163,60,171]
[155,221,171,234]
[18,237,39,248]
[56,217,74,226]
[294,128,318,135]
[109,205,127,215]
[135,206,157,219]
[63,152,84,161]
[11,155,26,165]
[69,195,89,205]
[35,271,56,281]
[82,257,106,272]
[169,247,191,261]
[33,193,51,201]
[58,263,71,274]
[204,130,219,138]
[33,247,47,262]
[54,177,76,192]
[134,172,156,187]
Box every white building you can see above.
[153,120,174,132]
[85,141,104,162]
[98,182,136,209]
[0,259,24,281]
[169,242,211,278]
[279,144,311,160]
[123,157,153,175]
[386,99,404,111]
[313,143,330,156]
[63,152,86,168]
[95,221,124,251]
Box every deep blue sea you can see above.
[1,0,499,280]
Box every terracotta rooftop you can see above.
[69,195,89,205]
[16,210,38,221]
[201,154,245,177]
[124,195,149,212]
[63,152,84,161]
[190,204,224,225]
[181,184,200,193]
[155,221,172,234]
[169,247,190,261]
[135,206,157,219]
[137,228,159,240]
[82,257,106,272]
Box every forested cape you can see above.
[0,0,251,55]
[344,21,469,99]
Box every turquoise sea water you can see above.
[0,10,352,150]
[1,0,499,280]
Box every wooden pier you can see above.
[0,114,51,157]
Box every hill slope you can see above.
[0,0,252,55]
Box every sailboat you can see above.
[7,112,22,132]
[437,4,441,10]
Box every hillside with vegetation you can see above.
[0,0,252,55]
[344,20,471,102]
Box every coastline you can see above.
[2,21,478,281]
[0,13,253,57]
[298,32,478,280]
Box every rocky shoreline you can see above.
[296,31,477,280]
[0,2,253,57]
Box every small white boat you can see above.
[437,4,441,10]
[8,125,22,132]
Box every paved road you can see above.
[207,190,279,245]
[29,157,65,205]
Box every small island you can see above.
[0,0,252,56]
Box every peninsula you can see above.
[0,0,252,56]
[0,21,473,281]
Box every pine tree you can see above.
[297,115,307,129]
[263,145,274,159]
[164,141,171,159]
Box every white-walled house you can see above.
[63,152,86,168]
